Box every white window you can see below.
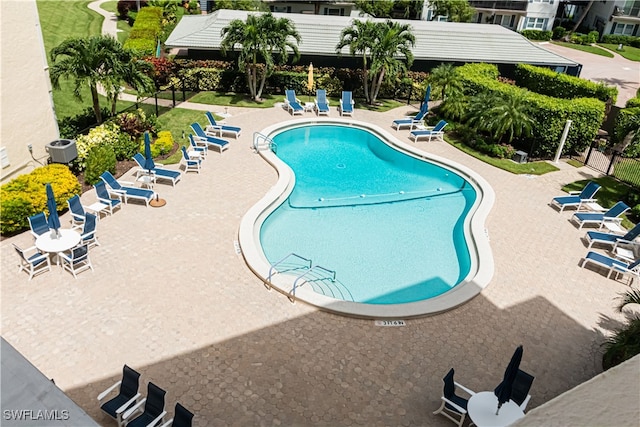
[613,23,636,35]
[525,17,548,30]
[323,7,345,16]
[494,14,515,28]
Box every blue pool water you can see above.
[259,125,477,305]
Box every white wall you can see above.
[0,0,59,184]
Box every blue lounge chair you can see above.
[94,181,123,215]
[314,89,330,116]
[581,251,640,283]
[28,212,49,239]
[100,171,155,207]
[189,123,229,153]
[409,120,448,142]
[339,91,354,116]
[132,153,182,187]
[392,103,429,131]
[571,201,630,230]
[585,223,640,249]
[284,89,304,115]
[180,146,202,174]
[551,181,601,212]
[205,111,241,138]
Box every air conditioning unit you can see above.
[46,139,77,164]
[512,150,528,164]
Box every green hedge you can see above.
[458,63,606,157]
[0,164,81,235]
[613,107,640,157]
[601,34,640,48]
[514,63,617,103]
[520,30,552,41]
[123,6,162,56]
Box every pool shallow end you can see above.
[239,118,495,318]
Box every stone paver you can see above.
[1,103,634,426]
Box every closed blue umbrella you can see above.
[45,183,61,237]
[494,345,523,414]
[143,132,155,174]
[422,84,431,111]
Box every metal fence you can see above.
[572,142,640,189]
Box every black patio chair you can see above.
[158,403,194,427]
[122,382,167,427]
[433,368,476,427]
[97,365,142,427]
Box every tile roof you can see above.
[165,9,579,68]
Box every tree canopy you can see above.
[429,0,474,22]
[221,13,300,101]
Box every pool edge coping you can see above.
[239,118,495,318]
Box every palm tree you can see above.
[428,63,463,101]
[50,35,153,123]
[103,48,155,116]
[617,288,640,313]
[336,20,380,104]
[466,91,534,144]
[337,20,415,105]
[50,36,121,124]
[368,20,415,104]
[484,92,534,143]
[221,13,300,101]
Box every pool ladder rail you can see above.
[253,132,277,153]
[266,252,354,302]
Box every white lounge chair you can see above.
[409,120,448,142]
[571,201,630,230]
[339,91,354,116]
[585,223,640,249]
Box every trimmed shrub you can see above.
[0,164,81,235]
[84,144,117,185]
[601,34,640,48]
[520,30,552,41]
[514,63,617,103]
[626,98,640,108]
[123,6,162,56]
[74,122,123,171]
[570,31,599,45]
[115,108,157,140]
[458,63,606,157]
[552,26,566,40]
[613,107,640,156]
[140,130,173,157]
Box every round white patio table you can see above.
[35,229,81,265]
[467,391,525,427]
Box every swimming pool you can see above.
[240,119,494,318]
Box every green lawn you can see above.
[189,92,281,108]
[562,176,636,229]
[445,138,559,175]
[37,0,106,118]
[613,158,640,188]
[155,109,215,164]
[598,43,640,61]
[551,41,614,58]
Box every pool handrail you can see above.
[253,132,277,153]
[267,252,312,282]
[290,265,336,299]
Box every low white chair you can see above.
[13,244,51,280]
[433,368,475,427]
[60,244,93,278]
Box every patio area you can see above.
[1,103,634,426]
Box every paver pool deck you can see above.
[1,103,637,426]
